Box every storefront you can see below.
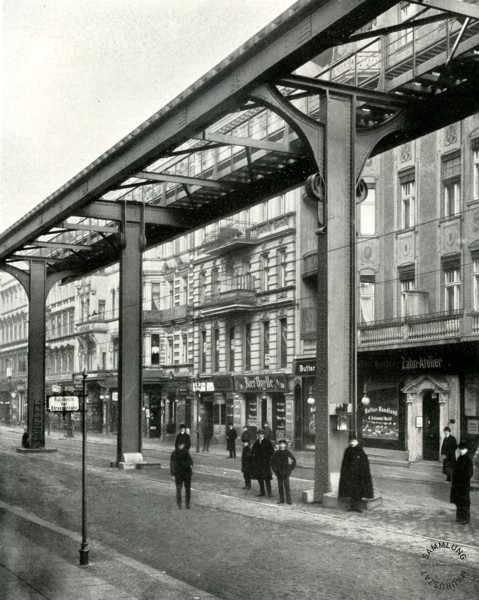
[358,343,479,462]
[293,359,316,450]
[233,372,291,441]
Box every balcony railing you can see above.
[358,310,463,347]
[202,219,258,254]
[74,317,108,335]
[200,275,257,314]
[144,305,189,324]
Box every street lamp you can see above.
[79,368,89,566]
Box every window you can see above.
[213,326,220,372]
[181,276,188,305]
[277,249,287,288]
[262,254,270,291]
[444,267,461,312]
[358,185,376,235]
[474,259,479,311]
[263,321,270,369]
[244,323,252,371]
[400,275,415,317]
[200,330,207,372]
[398,1,414,46]
[473,148,479,200]
[113,339,119,370]
[167,337,174,364]
[360,278,375,323]
[98,300,105,319]
[229,326,235,371]
[279,318,288,369]
[212,267,220,296]
[199,272,206,304]
[151,333,160,365]
[400,180,415,229]
[181,334,188,364]
[443,154,461,217]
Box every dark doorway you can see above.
[261,396,267,428]
[423,392,440,460]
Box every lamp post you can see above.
[79,368,89,566]
[196,391,200,453]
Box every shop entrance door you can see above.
[422,392,440,460]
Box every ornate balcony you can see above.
[200,275,257,316]
[202,219,257,255]
[74,317,107,335]
[302,250,318,281]
[358,310,464,349]
[144,305,189,324]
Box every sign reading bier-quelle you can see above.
[234,374,287,392]
[47,395,80,412]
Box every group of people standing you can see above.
[441,427,474,525]
[240,424,297,504]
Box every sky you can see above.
[0,0,298,235]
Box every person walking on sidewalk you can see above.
[271,439,296,504]
[450,441,474,524]
[241,439,253,489]
[338,434,374,513]
[441,426,457,482]
[252,429,274,497]
[226,423,238,458]
[170,442,193,509]
[201,419,213,452]
[263,421,273,441]
[175,424,191,451]
[240,425,250,444]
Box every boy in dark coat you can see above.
[251,429,275,497]
[170,442,193,509]
[441,426,457,482]
[241,439,253,489]
[338,435,374,513]
[271,439,296,504]
[450,441,474,524]
[175,424,191,451]
[226,423,238,458]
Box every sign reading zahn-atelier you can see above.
[234,374,287,392]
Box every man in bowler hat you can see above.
[450,441,473,524]
[251,429,275,497]
[170,442,193,509]
[175,423,191,451]
[441,426,457,482]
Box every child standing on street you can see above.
[271,439,296,504]
[170,442,193,509]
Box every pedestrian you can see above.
[450,441,473,524]
[21,429,29,449]
[271,439,296,505]
[251,429,275,497]
[175,423,191,451]
[240,425,250,444]
[263,421,273,441]
[202,419,213,452]
[170,442,193,509]
[226,423,237,458]
[338,434,374,513]
[441,426,457,482]
[241,439,253,489]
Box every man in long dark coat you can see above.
[338,435,374,513]
[241,439,253,489]
[170,442,193,509]
[450,441,474,524]
[441,426,457,482]
[175,424,191,451]
[251,429,274,497]
[226,423,238,458]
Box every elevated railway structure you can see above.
[1,0,479,500]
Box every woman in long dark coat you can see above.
[251,430,274,497]
[338,436,374,513]
[450,442,474,524]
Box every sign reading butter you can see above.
[47,395,80,412]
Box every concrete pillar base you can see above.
[316,491,382,509]
[111,452,144,469]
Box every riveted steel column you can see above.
[117,220,144,464]
[314,93,356,500]
[27,261,48,448]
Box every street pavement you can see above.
[0,424,478,599]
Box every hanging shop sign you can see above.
[294,359,316,377]
[212,375,234,392]
[234,373,287,393]
[193,379,215,393]
[47,395,80,412]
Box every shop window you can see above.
[279,318,288,369]
[213,403,226,425]
[263,320,270,369]
[444,266,461,312]
[442,153,461,217]
[359,277,375,323]
[400,178,415,229]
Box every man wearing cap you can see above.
[251,429,275,497]
[271,439,296,504]
[450,441,474,524]
[441,426,457,482]
[175,424,191,451]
